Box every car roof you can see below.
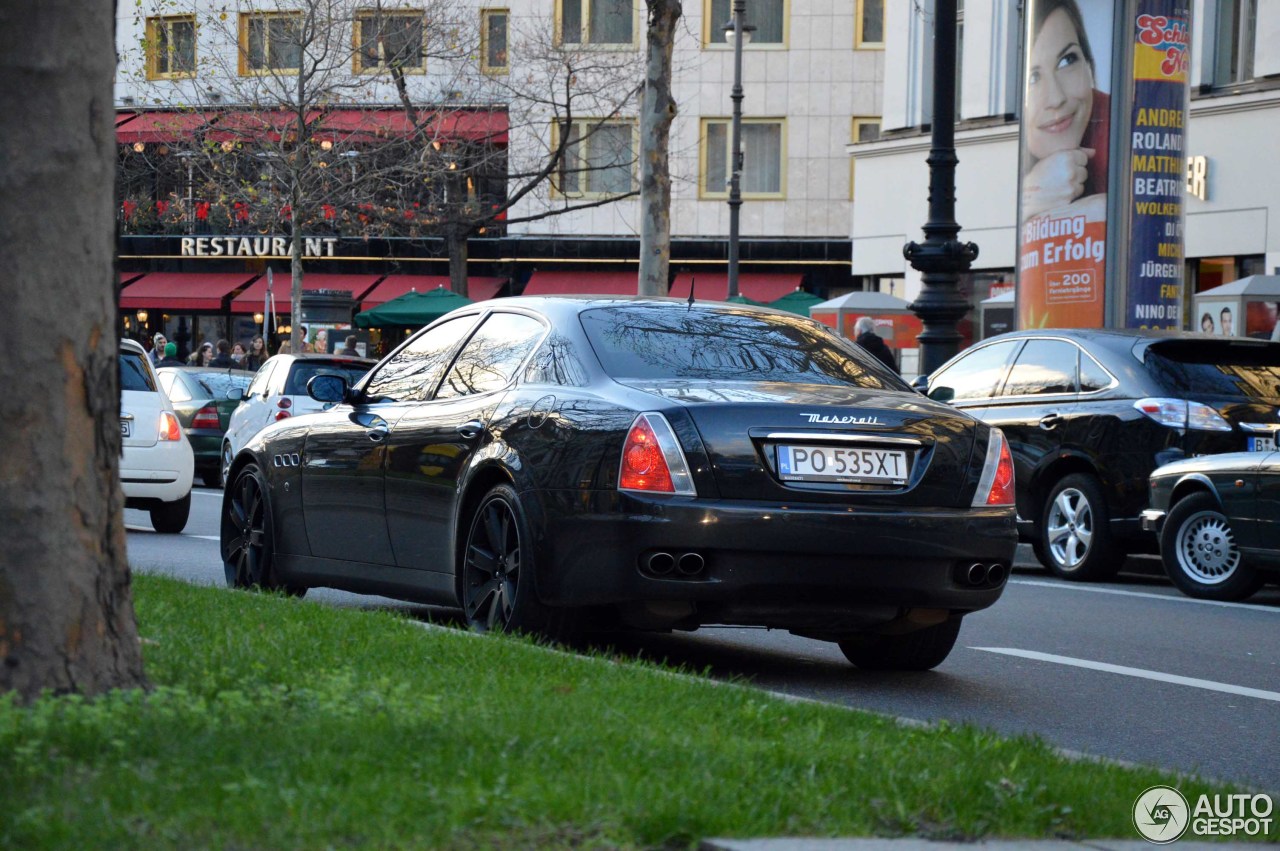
[120,338,147,355]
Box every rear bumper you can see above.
[530,490,1017,633]
[120,442,193,503]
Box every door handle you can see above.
[457,420,484,440]
[1039,413,1062,431]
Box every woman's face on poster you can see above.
[1026,7,1095,162]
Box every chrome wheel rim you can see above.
[1046,487,1094,570]
[463,497,520,632]
[220,443,233,486]
[222,469,267,587]
[1174,510,1239,585]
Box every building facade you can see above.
[113,0,887,355]
[851,0,1280,345]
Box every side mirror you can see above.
[928,385,956,404]
[911,374,930,393]
[307,373,349,404]
[226,387,242,400]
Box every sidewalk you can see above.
[702,841,1259,851]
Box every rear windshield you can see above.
[580,305,903,389]
[119,351,155,392]
[285,360,373,395]
[1144,341,1280,402]
[196,372,254,398]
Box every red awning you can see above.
[314,108,509,145]
[521,271,639,297]
[230,274,383,314]
[359,275,505,310]
[669,273,805,303]
[206,110,321,144]
[119,273,259,311]
[116,111,219,145]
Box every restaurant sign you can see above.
[180,236,340,258]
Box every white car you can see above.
[120,338,194,533]
[222,353,375,482]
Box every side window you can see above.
[246,360,276,398]
[437,313,546,399]
[523,333,591,387]
[1079,351,1113,393]
[158,372,192,401]
[928,340,1019,402]
[364,317,478,402]
[1000,339,1079,397]
[119,352,156,392]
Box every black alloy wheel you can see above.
[219,441,234,489]
[461,484,572,639]
[1160,491,1263,601]
[1037,473,1124,581]
[838,616,963,671]
[221,463,300,595]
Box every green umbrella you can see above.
[767,290,824,316]
[355,286,473,329]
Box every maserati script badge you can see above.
[801,413,882,425]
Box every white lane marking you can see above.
[972,647,1280,703]
[1010,577,1280,614]
[193,490,222,498]
[124,525,219,542]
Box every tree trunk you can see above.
[0,0,148,702]
[638,0,682,297]
[447,225,470,298]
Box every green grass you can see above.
[0,575,1264,849]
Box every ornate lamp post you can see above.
[723,3,754,299]
[903,0,978,376]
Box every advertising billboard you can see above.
[1016,0,1115,330]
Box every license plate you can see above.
[1248,436,1276,452]
[120,419,131,438]
[776,444,909,484]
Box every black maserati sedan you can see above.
[221,297,1017,670]
[1143,451,1280,601]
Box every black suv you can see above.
[921,329,1280,580]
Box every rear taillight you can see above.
[158,411,182,441]
[973,428,1015,507]
[618,413,696,496]
[274,397,292,422]
[191,405,220,430]
[274,411,291,422]
[1133,398,1232,431]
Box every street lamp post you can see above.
[724,3,753,299]
[903,0,978,376]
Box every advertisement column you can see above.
[1123,3,1191,330]
[1016,0,1114,330]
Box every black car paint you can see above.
[226,298,1017,637]
[1147,451,1280,572]
[927,329,1280,546]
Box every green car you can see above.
[157,366,254,488]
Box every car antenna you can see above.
[687,277,695,309]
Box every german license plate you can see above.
[120,419,131,438]
[776,444,909,484]
[1248,436,1276,452]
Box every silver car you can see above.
[120,338,194,532]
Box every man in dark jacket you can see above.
[853,316,898,373]
[208,339,238,368]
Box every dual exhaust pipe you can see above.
[959,561,1007,587]
[642,551,706,578]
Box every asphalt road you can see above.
[127,487,1280,794]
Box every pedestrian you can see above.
[188,341,214,366]
[230,341,247,365]
[853,316,898,373]
[209,338,236,368]
[244,335,267,370]
[150,332,168,366]
[338,334,359,356]
[156,341,184,367]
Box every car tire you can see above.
[460,484,575,641]
[221,463,305,596]
[1037,473,1124,581]
[1160,491,1263,601]
[837,616,962,671]
[202,469,223,489]
[150,492,191,534]
[219,441,234,489]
